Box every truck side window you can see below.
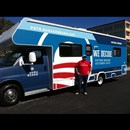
[59,43,82,57]
[86,45,92,56]
[33,50,43,64]
[113,48,121,57]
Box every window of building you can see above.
[114,23,124,30]
[126,23,130,28]
[104,26,113,32]
[127,39,130,43]
[59,43,82,57]
[126,31,130,36]
[114,31,125,38]
[96,28,103,33]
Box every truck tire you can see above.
[0,83,20,106]
[96,75,104,86]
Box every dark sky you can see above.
[1,16,130,29]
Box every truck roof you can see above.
[0,17,126,46]
[27,17,126,40]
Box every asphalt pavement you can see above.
[1,69,130,128]
[0,70,130,114]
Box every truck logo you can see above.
[27,71,38,77]
[27,67,38,77]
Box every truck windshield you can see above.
[0,50,22,66]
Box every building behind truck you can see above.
[0,17,127,106]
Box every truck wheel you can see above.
[96,75,104,86]
[0,84,20,106]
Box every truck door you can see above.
[20,49,50,92]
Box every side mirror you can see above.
[29,52,36,63]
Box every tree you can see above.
[0,17,15,35]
